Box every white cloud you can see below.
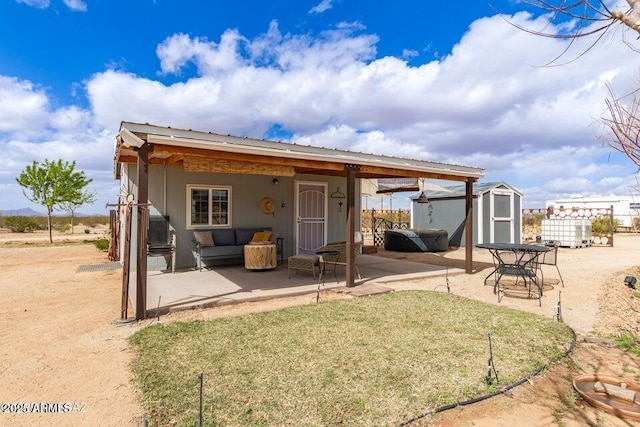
[401,49,419,59]
[15,0,49,8]
[62,0,87,12]
[0,76,50,135]
[309,0,333,14]
[5,9,640,213]
[16,0,87,10]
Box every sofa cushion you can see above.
[213,229,236,246]
[193,230,214,247]
[199,245,244,258]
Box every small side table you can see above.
[316,249,340,283]
[244,243,277,270]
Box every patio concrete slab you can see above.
[132,254,463,317]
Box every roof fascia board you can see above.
[144,133,484,180]
[118,128,145,148]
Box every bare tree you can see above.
[506,1,640,164]
[602,82,640,165]
[505,1,640,65]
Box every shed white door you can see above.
[491,190,514,243]
[295,182,327,254]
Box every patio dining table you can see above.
[477,243,551,306]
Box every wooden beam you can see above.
[465,179,474,274]
[165,154,183,166]
[118,142,481,183]
[345,164,359,287]
[152,143,346,172]
[358,165,475,181]
[135,144,150,320]
[183,156,295,176]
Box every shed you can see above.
[411,182,523,247]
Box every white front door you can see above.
[295,181,328,254]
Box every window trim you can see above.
[186,184,232,229]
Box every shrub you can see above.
[592,217,618,235]
[523,213,546,227]
[4,216,40,233]
[53,222,71,233]
[94,238,110,251]
[84,229,91,234]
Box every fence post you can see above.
[610,204,615,247]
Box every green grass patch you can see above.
[614,332,640,356]
[130,291,573,426]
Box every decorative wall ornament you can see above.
[260,197,275,216]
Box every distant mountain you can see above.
[0,208,45,216]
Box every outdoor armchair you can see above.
[317,232,363,280]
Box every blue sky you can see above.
[1,0,638,214]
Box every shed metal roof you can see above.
[411,181,522,200]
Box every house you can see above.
[411,182,523,246]
[113,122,484,318]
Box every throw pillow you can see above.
[251,231,272,242]
[193,230,214,247]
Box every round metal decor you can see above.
[260,197,275,215]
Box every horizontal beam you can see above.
[116,143,481,183]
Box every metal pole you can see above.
[199,373,203,427]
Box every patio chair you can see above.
[147,215,176,273]
[317,232,363,281]
[494,249,543,306]
[538,244,564,287]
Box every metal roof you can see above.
[116,121,485,180]
[411,181,522,200]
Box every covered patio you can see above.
[133,254,464,317]
[114,122,484,319]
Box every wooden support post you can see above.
[136,144,150,320]
[346,164,358,287]
[121,204,133,320]
[465,179,474,274]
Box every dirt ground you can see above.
[2,230,640,426]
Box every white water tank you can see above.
[541,219,592,248]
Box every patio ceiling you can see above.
[115,122,484,182]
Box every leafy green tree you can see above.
[59,190,97,234]
[16,159,93,243]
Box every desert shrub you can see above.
[94,238,110,251]
[84,229,91,234]
[82,215,109,226]
[4,216,40,233]
[53,222,71,232]
[592,217,618,235]
[523,213,546,227]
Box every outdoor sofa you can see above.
[383,229,449,252]
[192,227,273,271]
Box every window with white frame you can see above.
[187,185,232,228]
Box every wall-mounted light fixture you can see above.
[272,178,279,186]
[416,191,429,204]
